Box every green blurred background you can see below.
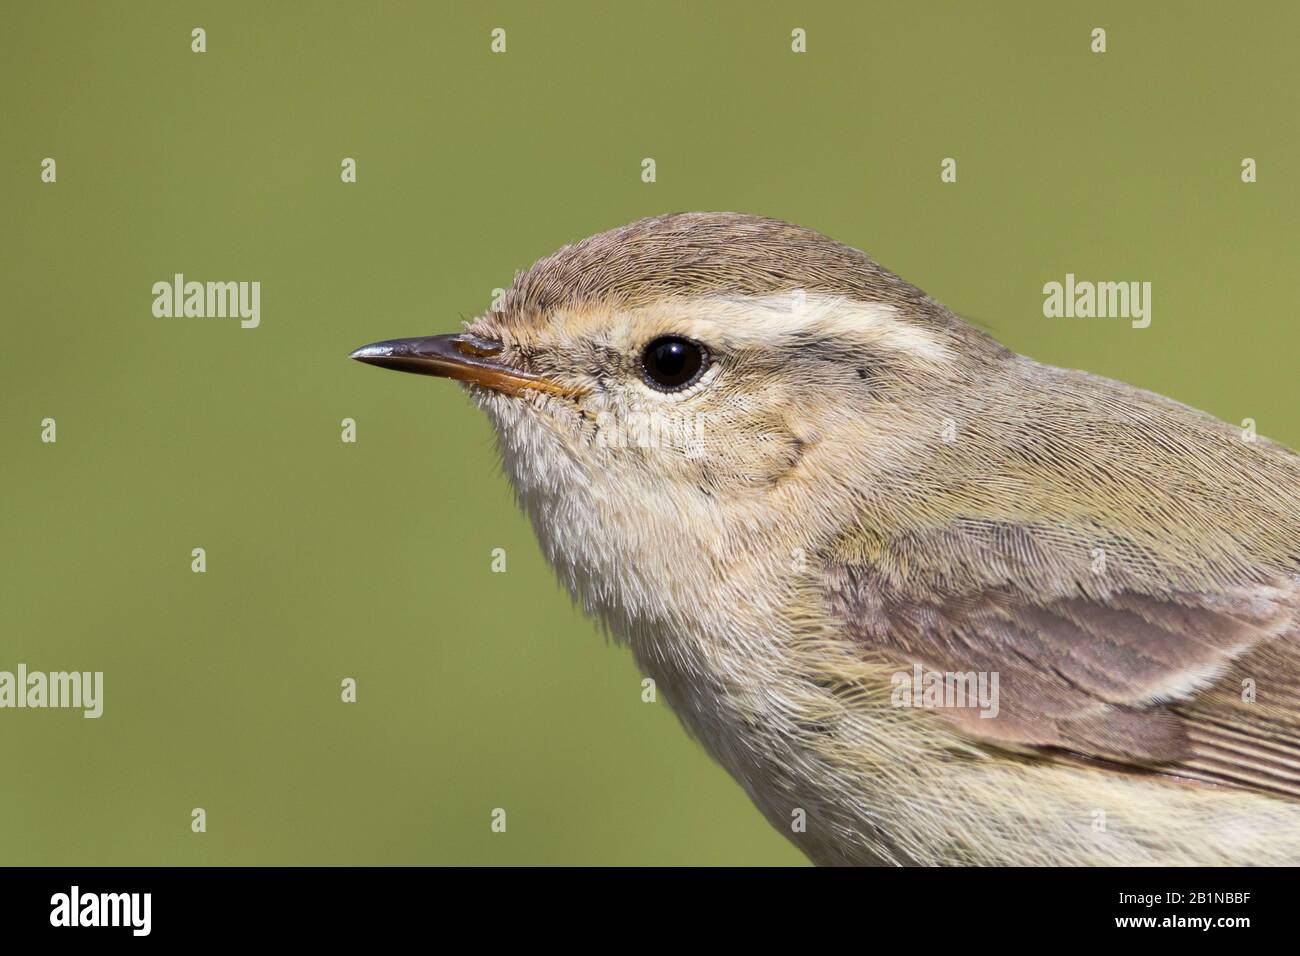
[2,1,1296,865]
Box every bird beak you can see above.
[349,333,581,398]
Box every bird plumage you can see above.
[822,351,1300,795]
[360,212,1300,864]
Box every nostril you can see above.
[455,335,504,358]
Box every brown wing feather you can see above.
[824,531,1300,798]
[1172,639,1300,795]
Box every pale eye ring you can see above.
[639,336,709,391]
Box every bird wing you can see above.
[823,517,1300,798]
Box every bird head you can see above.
[351,213,1004,523]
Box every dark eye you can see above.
[640,336,709,391]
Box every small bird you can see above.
[352,213,1300,865]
